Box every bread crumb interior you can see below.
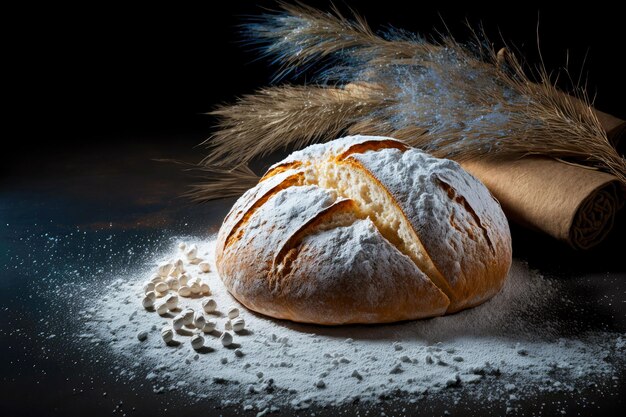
[302,158,453,300]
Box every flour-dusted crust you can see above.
[216,136,512,324]
[348,149,512,312]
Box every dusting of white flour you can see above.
[81,237,624,415]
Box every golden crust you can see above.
[216,136,512,324]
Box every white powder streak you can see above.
[84,237,624,413]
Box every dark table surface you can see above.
[1,139,625,417]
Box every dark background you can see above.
[7,1,625,176]
[3,3,625,416]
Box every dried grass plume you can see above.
[194,2,625,201]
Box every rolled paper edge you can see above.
[569,179,624,250]
[461,157,624,249]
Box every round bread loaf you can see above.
[216,136,512,324]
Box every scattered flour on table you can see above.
[82,236,625,413]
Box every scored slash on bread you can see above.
[271,198,359,277]
[216,136,512,324]
[222,171,305,249]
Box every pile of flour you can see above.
[82,236,624,415]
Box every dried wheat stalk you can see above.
[203,84,384,167]
[194,2,625,201]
